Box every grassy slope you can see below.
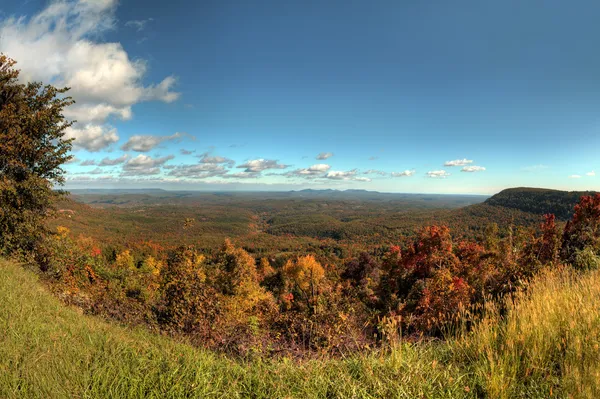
[1,258,599,398]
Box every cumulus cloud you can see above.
[167,163,228,179]
[391,170,415,177]
[64,124,119,152]
[569,175,582,179]
[285,164,331,178]
[316,152,334,160]
[98,153,129,166]
[0,0,180,152]
[461,165,486,172]
[63,103,132,125]
[321,169,368,182]
[80,159,97,166]
[427,170,451,178]
[198,152,235,167]
[324,169,358,180]
[121,132,187,152]
[587,171,596,177]
[237,159,289,173]
[180,149,195,155]
[444,158,473,167]
[121,154,174,176]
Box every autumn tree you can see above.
[538,214,561,264]
[0,55,74,254]
[561,194,600,268]
[283,254,326,314]
[155,246,213,334]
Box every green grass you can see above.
[1,258,599,398]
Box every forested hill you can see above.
[485,187,596,220]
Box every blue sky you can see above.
[1,0,599,194]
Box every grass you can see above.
[461,266,600,398]
[1,258,599,398]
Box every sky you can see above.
[1,0,599,194]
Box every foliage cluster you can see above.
[31,194,600,356]
[3,251,600,398]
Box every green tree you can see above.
[0,55,74,254]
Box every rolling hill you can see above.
[485,187,596,220]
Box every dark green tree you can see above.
[0,55,74,254]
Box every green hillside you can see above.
[485,187,596,220]
[2,258,599,398]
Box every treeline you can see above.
[28,194,600,357]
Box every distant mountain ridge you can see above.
[485,187,596,220]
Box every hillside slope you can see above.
[2,258,599,398]
[485,187,595,220]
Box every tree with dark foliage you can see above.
[0,55,74,254]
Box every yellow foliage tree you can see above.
[283,254,325,314]
[115,249,135,270]
[257,257,275,281]
[215,240,276,336]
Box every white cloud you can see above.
[0,0,179,152]
[316,152,334,160]
[167,163,228,179]
[237,159,289,173]
[444,158,473,167]
[80,159,97,166]
[427,170,451,178]
[324,169,357,180]
[63,103,132,124]
[121,154,174,176]
[64,124,119,152]
[285,164,331,178]
[121,132,187,152]
[98,153,129,166]
[461,165,486,172]
[569,175,582,179]
[363,169,387,176]
[391,170,415,177]
[322,169,368,182]
[223,172,261,179]
[587,171,596,177]
[125,18,153,32]
[198,153,235,167]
